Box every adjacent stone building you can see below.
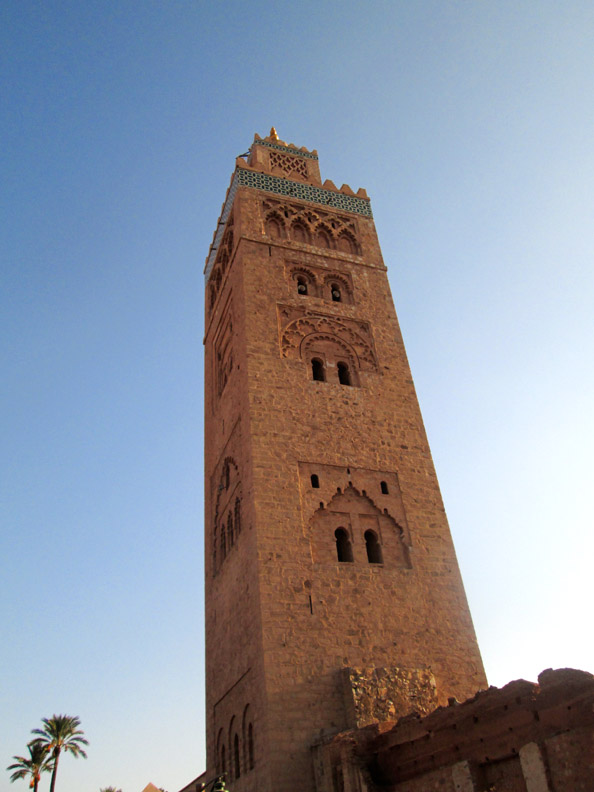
[188,130,593,792]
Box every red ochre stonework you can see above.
[174,131,594,792]
[200,131,487,792]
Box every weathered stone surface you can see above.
[344,666,438,728]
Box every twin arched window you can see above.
[311,358,353,386]
[334,528,384,564]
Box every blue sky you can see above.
[2,2,593,792]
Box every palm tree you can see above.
[31,715,88,792]
[100,787,122,792]
[7,740,53,792]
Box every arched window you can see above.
[224,462,230,489]
[248,723,254,770]
[365,530,383,564]
[335,528,354,562]
[292,222,308,243]
[234,498,241,535]
[337,233,356,254]
[316,229,331,248]
[311,358,325,382]
[227,512,234,548]
[380,480,389,494]
[337,362,351,386]
[234,733,241,779]
[221,528,226,559]
[266,216,283,239]
[297,276,308,295]
[331,283,342,302]
[311,473,320,488]
[221,745,226,775]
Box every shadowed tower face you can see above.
[203,129,486,792]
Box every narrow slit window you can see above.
[335,528,354,563]
[331,284,342,302]
[337,362,351,386]
[365,530,383,564]
[297,276,308,295]
[311,358,325,382]
[380,481,389,494]
[311,473,320,488]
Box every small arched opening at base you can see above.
[365,530,383,564]
[335,527,354,563]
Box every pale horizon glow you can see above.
[2,4,593,792]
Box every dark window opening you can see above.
[380,480,389,494]
[335,528,354,563]
[311,358,325,382]
[234,734,241,779]
[365,530,383,564]
[221,745,226,775]
[248,723,254,770]
[221,528,226,560]
[297,276,308,295]
[311,473,320,488]
[331,284,342,302]
[337,362,351,386]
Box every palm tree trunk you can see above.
[48,749,60,792]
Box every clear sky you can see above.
[2,2,593,792]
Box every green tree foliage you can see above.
[100,787,122,792]
[7,740,54,792]
[31,715,88,792]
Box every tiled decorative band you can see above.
[237,168,372,216]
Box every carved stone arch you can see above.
[289,266,318,297]
[308,482,411,567]
[280,315,377,372]
[323,272,353,303]
[314,223,333,249]
[265,211,286,239]
[290,218,310,244]
[301,332,359,368]
[336,228,358,255]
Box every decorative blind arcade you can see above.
[205,168,373,281]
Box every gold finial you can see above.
[270,127,280,141]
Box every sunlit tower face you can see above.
[202,129,486,792]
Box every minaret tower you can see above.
[203,129,486,792]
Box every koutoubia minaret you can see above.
[202,129,486,792]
